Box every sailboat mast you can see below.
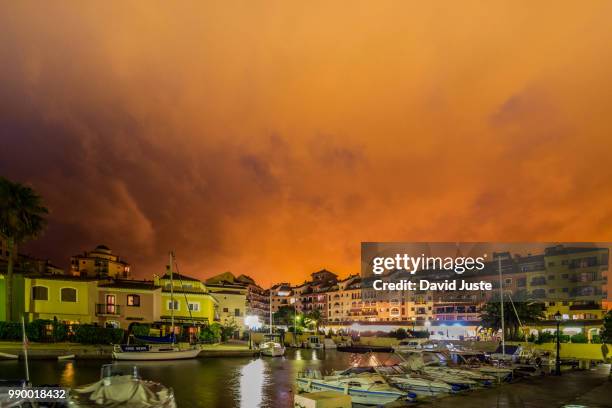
[269,289,273,335]
[498,255,505,355]
[21,315,29,382]
[170,252,175,342]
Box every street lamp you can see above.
[554,311,562,376]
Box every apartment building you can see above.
[70,245,130,279]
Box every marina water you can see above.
[0,349,370,408]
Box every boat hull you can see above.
[296,378,410,405]
[261,347,285,357]
[113,348,201,360]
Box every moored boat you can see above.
[112,252,201,361]
[260,341,285,357]
[297,370,415,405]
[70,364,176,407]
[112,343,201,361]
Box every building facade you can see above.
[70,245,130,279]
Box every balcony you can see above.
[530,278,547,286]
[96,304,122,316]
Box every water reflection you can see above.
[239,359,267,408]
[60,361,75,386]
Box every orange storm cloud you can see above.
[1,2,612,287]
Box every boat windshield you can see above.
[100,364,140,380]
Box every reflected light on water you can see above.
[239,359,267,408]
[311,350,318,361]
[294,350,302,361]
[60,362,75,386]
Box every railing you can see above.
[95,304,121,316]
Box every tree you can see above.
[305,309,322,333]
[601,310,612,344]
[480,297,545,341]
[0,177,48,321]
[273,306,297,327]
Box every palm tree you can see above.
[480,297,545,341]
[0,177,48,321]
[305,309,322,334]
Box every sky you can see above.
[1,2,612,287]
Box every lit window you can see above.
[127,294,141,306]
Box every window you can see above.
[223,307,228,313]
[60,288,77,302]
[188,302,200,312]
[127,294,141,307]
[235,308,242,317]
[168,300,179,310]
[32,286,48,301]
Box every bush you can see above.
[0,321,22,340]
[390,329,408,339]
[199,323,222,343]
[410,330,430,339]
[570,333,588,343]
[26,319,52,342]
[592,334,602,344]
[131,324,151,337]
[52,323,68,342]
[73,325,124,344]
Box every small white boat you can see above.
[297,370,415,405]
[112,343,201,361]
[342,366,456,397]
[393,340,423,352]
[307,336,324,349]
[422,366,495,386]
[416,368,478,389]
[260,341,285,357]
[71,364,176,407]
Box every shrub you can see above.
[570,333,588,343]
[199,323,222,343]
[131,324,151,337]
[73,325,124,344]
[52,322,69,342]
[0,321,22,340]
[26,319,52,342]
[411,330,430,339]
[591,334,602,344]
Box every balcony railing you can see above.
[95,304,121,316]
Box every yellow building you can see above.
[158,272,217,327]
[23,275,98,324]
[70,245,130,279]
